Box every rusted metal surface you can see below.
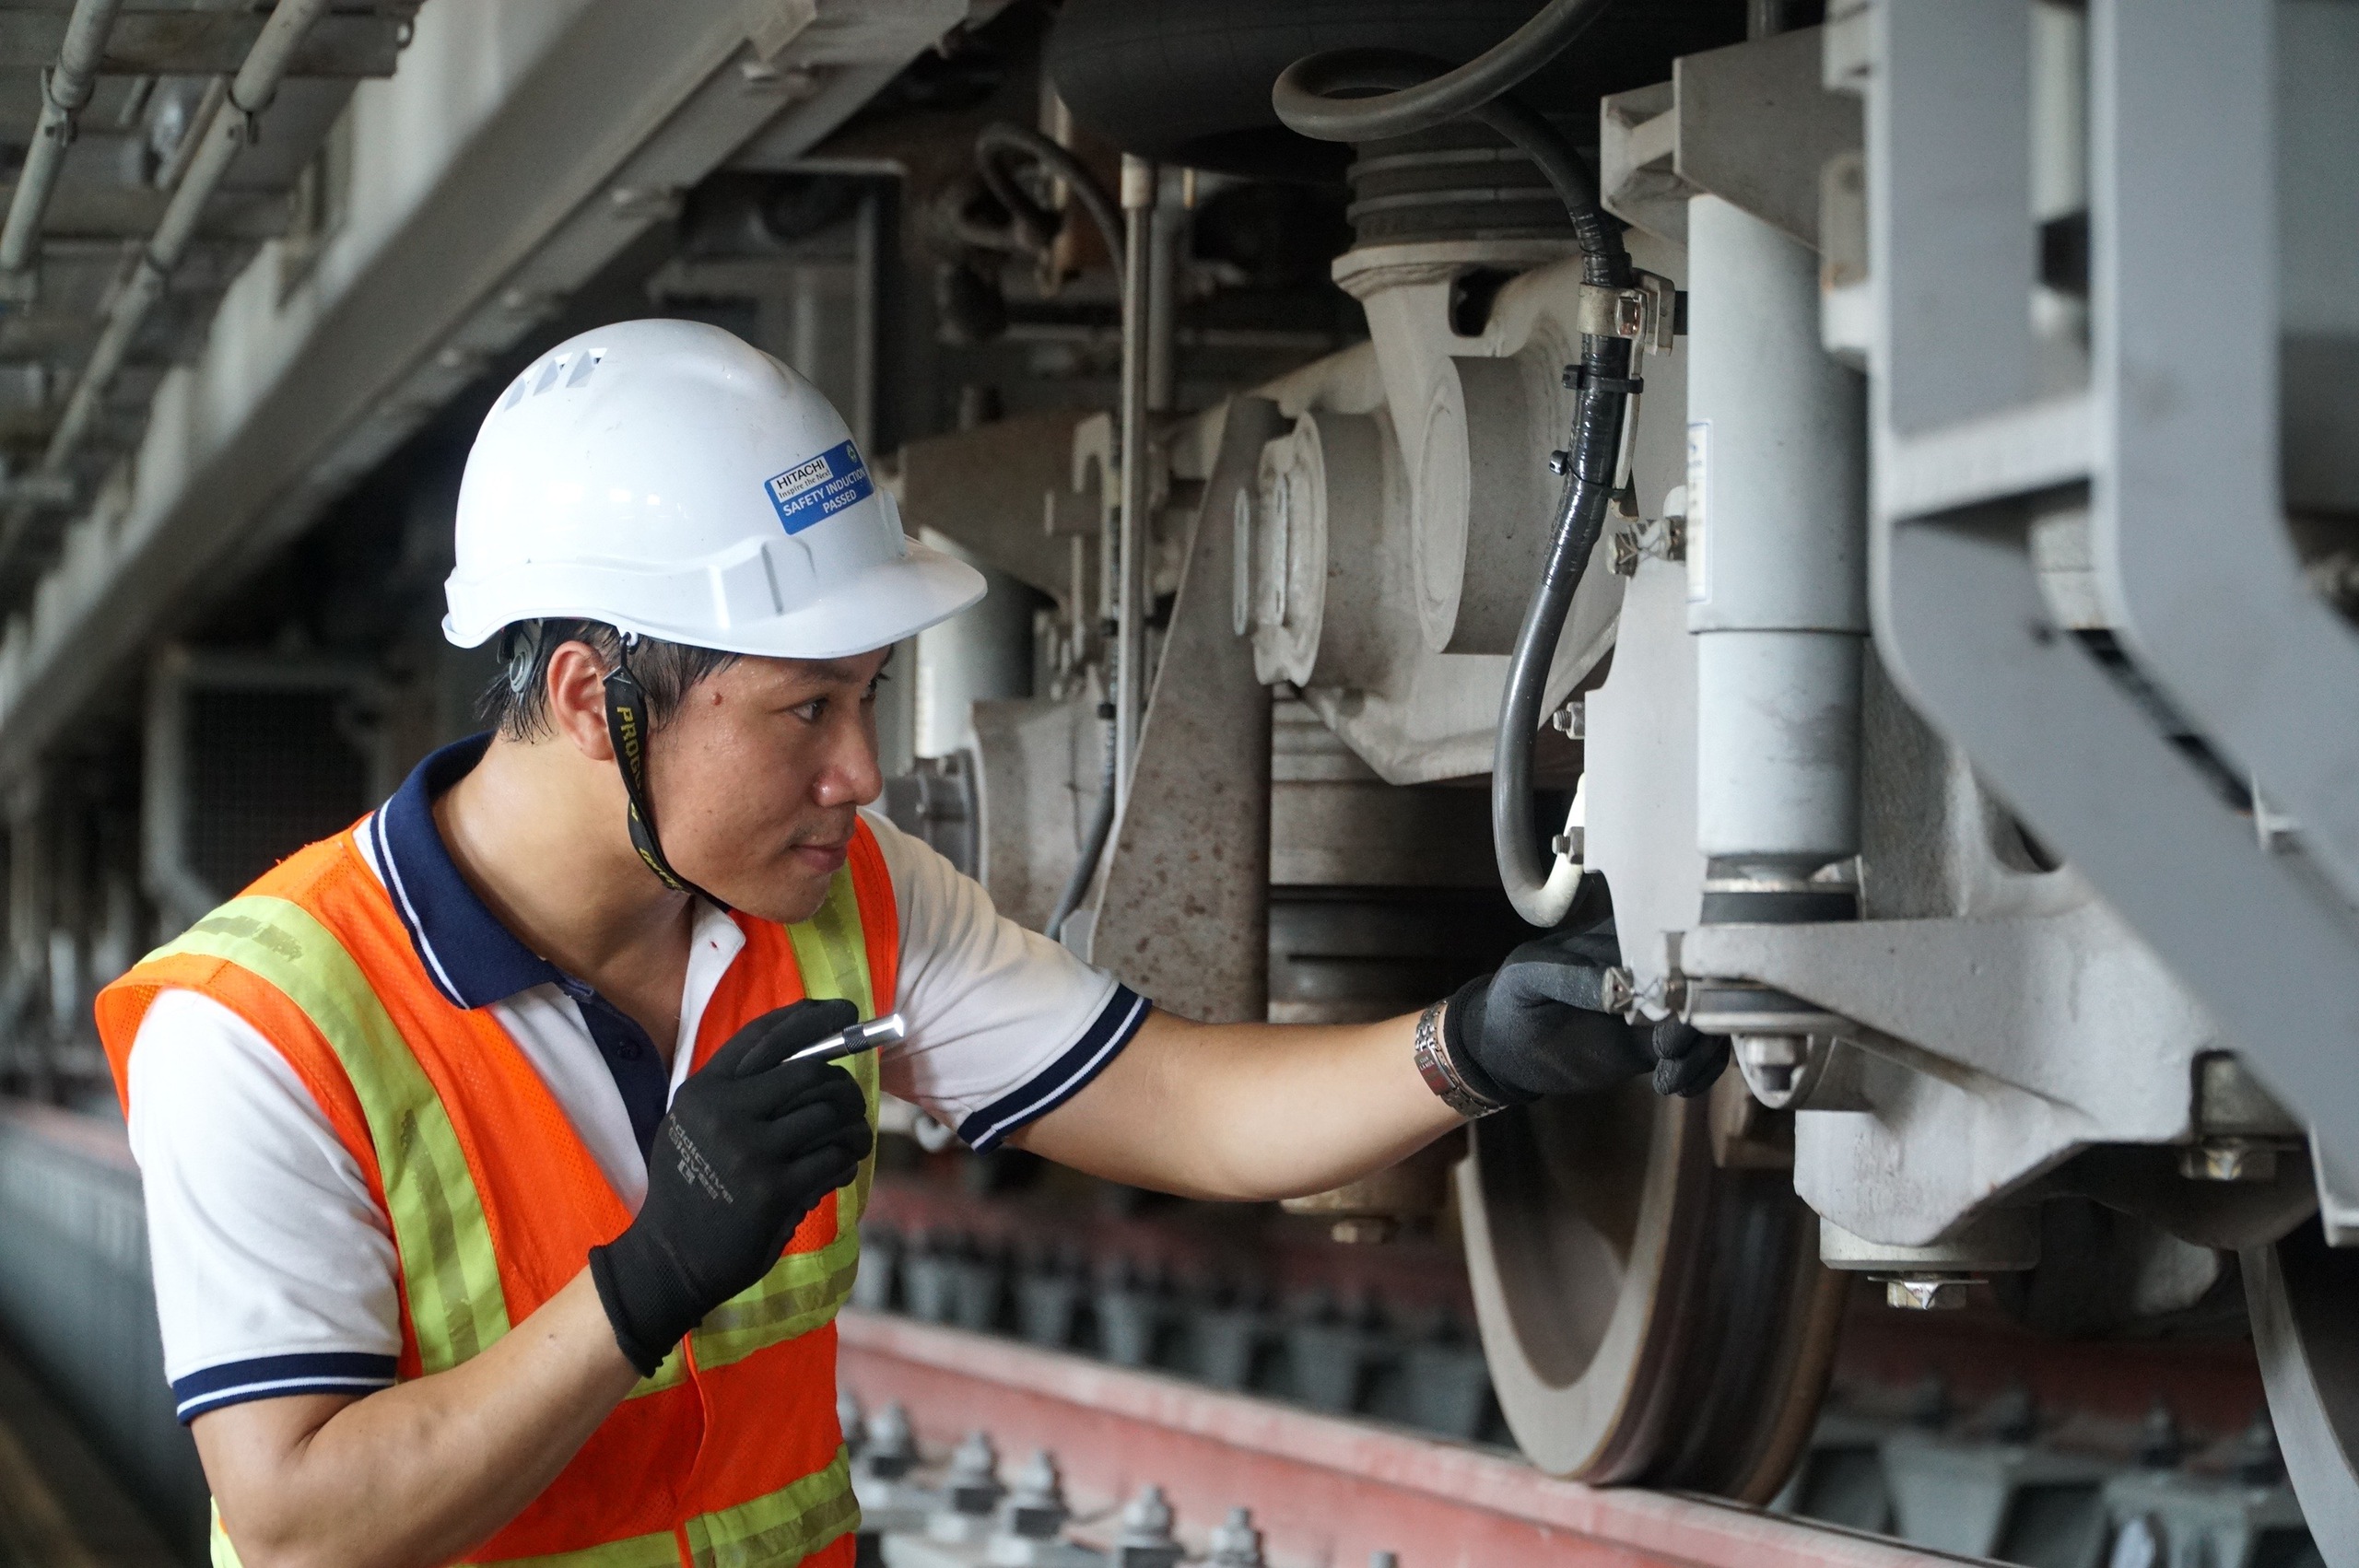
[838,1308,1980,1568]
[1087,396,1282,1024]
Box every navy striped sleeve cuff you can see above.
[957,986,1151,1153]
[172,1352,398,1423]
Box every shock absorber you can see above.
[1682,192,1867,1103]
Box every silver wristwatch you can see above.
[1413,999,1508,1119]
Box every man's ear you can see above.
[545,640,617,762]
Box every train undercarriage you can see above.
[0,1,2351,1563]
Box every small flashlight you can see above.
[785,1011,908,1064]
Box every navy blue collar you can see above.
[369,734,564,1010]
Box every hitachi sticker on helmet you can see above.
[764,439,874,535]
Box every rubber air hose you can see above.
[975,122,1125,269]
[1270,0,1617,145]
[971,123,1130,945]
[1267,50,1637,928]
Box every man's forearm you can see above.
[194,1269,641,1568]
[1015,1008,1463,1199]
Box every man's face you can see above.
[640,648,891,925]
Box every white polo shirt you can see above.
[127,735,1148,1423]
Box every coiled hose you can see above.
[971,123,1132,944]
[1269,0,1617,144]
[1273,45,1637,929]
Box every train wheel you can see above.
[1458,1078,1844,1501]
[2248,1221,2359,1565]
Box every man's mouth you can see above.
[790,837,851,872]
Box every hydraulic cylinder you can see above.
[1684,193,1870,1106]
[1684,193,1868,898]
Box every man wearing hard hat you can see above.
[95,321,1719,1568]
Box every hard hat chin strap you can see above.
[602,636,734,912]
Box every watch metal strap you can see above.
[1414,999,1507,1119]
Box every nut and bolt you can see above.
[2180,1139,2280,1183]
[1736,1034,1807,1099]
[862,1401,919,1480]
[1113,1484,1184,1568]
[1882,1275,1975,1311]
[997,1449,1068,1539]
[1550,696,1586,737]
[945,1429,1004,1514]
[1208,1506,1265,1568]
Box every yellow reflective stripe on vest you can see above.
[481,1527,688,1568]
[179,866,879,1568]
[785,863,874,1018]
[691,1229,863,1373]
[218,1505,687,1568]
[689,863,881,1370]
[683,1449,859,1568]
[789,859,880,1237]
[155,898,510,1375]
[837,1044,881,1233]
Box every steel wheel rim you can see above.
[2248,1222,2359,1566]
[1460,1084,1841,1499]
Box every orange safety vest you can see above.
[96,816,898,1568]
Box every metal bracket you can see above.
[1574,271,1681,354]
[1611,514,1686,577]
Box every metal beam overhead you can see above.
[0,0,963,779]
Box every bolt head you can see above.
[1885,1278,1971,1310]
[1736,1034,1806,1069]
[2181,1140,2279,1182]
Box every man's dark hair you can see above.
[477,619,740,742]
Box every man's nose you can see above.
[813,720,882,808]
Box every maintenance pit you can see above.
[0,2,2353,1566]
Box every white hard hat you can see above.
[443,318,983,659]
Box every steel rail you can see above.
[0,0,127,278]
[839,1309,1969,1568]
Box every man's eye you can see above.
[793,699,826,722]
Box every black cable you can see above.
[974,122,1125,271]
[1270,0,1616,145]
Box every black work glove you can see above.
[1443,919,1731,1104]
[590,999,874,1375]
[1645,1018,1731,1099]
